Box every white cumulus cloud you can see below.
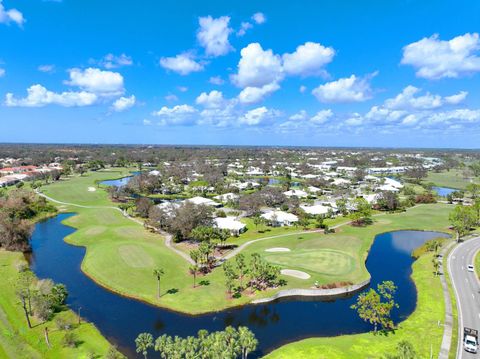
[237,22,253,37]
[282,42,335,77]
[209,76,224,85]
[112,95,136,112]
[5,84,97,107]
[289,110,308,121]
[252,12,266,24]
[66,67,124,95]
[237,82,280,104]
[159,53,204,75]
[445,91,468,105]
[0,0,24,27]
[197,16,233,57]
[231,43,283,88]
[310,109,334,124]
[238,106,280,126]
[97,53,133,69]
[385,86,467,110]
[312,73,376,103]
[196,90,225,108]
[152,104,198,126]
[401,33,480,79]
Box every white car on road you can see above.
[467,264,475,272]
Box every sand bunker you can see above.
[88,187,96,192]
[280,269,311,279]
[265,247,291,252]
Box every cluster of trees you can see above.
[148,201,214,242]
[135,326,258,359]
[449,201,480,238]
[15,269,68,328]
[405,166,428,183]
[223,253,282,297]
[349,198,373,226]
[351,280,398,333]
[0,189,57,251]
[375,191,401,212]
[239,187,287,216]
[190,241,218,275]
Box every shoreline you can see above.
[251,279,371,304]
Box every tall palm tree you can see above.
[135,332,153,359]
[238,326,258,359]
[153,268,165,299]
[189,264,199,288]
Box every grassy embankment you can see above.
[37,170,454,315]
[265,249,447,358]
[0,251,110,359]
[425,169,479,190]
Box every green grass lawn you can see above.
[265,250,447,359]
[425,169,479,190]
[40,168,135,207]
[38,172,454,314]
[0,251,110,359]
[264,249,355,277]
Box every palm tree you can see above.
[189,264,199,288]
[135,332,153,359]
[153,268,165,299]
[238,326,258,359]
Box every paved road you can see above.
[449,237,480,359]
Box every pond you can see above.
[100,171,141,187]
[432,186,458,197]
[28,214,449,358]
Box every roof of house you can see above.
[300,204,330,215]
[214,217,246,231]
[283,189,308,197]
[185,196,221,206]
[384,177,404,188]
[261,210,298,223]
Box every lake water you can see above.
[100,171,141,187]
[432,186,457,197]
[28,214,449,358]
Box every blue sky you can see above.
[1,0,480,147]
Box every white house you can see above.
[302,174,321,179]
[363,193,380,204]
[377,184,399,192]
[384,177,403,189]
[184,196,221,207]
[368,166,407,175]
[300,204,331,216]
[333,178,351,187]
[231,181,260,190]
[214,217,246,235]
[283,189,308,198]
[261,210,299,227]
[307,186,322,193]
